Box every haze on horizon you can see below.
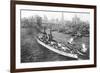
[21,10,90,22]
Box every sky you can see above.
[21,10,90,22]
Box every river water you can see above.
[21,29,89,63]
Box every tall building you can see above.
[72,15,81,25]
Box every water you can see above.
[21,29,89,63]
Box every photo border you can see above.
[10,0,97,73]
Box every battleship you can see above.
[36,28,88,60]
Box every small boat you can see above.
[36,37,78,59]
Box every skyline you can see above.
[21,10,90,22]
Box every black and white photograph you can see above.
[11,1,96,72]
[21,10,90,63]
